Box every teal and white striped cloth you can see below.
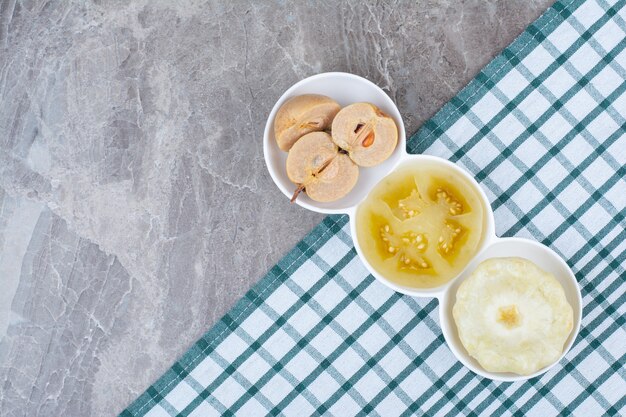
[122,0,626,415]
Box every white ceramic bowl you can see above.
[263,72,582,381]
[348,155,496,299]
[263,72,406,213]
[440,237,582,381]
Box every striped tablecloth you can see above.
[122,0,626,415]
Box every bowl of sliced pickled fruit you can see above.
[264,72,582,381]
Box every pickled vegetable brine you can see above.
[356,163,487,288]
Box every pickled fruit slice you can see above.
[453,258,574,375]
[356,163,486,288]
[331,103,398,167]
[274,94,341,151]
[286,132,359,202]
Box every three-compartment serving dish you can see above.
[263,72,582,381]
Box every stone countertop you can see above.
[0,1,552,415]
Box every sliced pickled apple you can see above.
[305,154,358,202]
[286,132,359,202]
[274,94,341,151]
[331,103,398,167]
[356,163,486,288]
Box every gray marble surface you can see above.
[0,1,553,415]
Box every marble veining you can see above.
[0,1,552,415]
